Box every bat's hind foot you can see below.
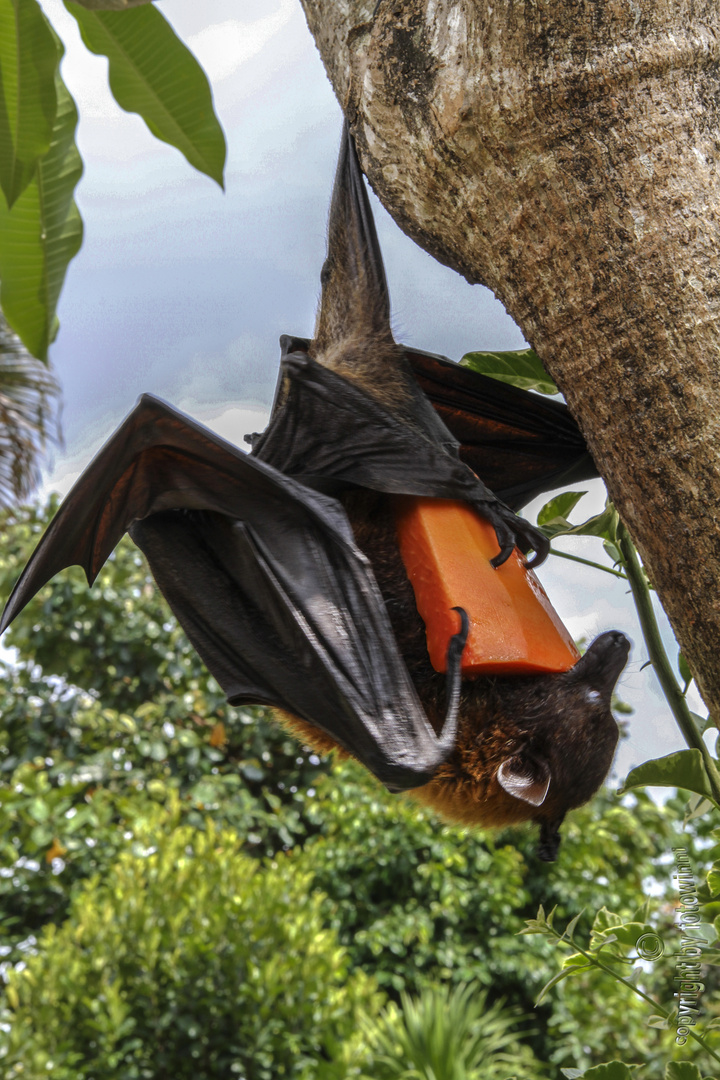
[483,506,550,569]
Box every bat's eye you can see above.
[585,689,602,704]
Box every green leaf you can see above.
[562,911,584,941]
[561,952,592,970]
[678,651,693,689]
[619,749,716,802]
[580,1065,638,1080]
[685,793,714,825]
[691,710,714,736]
[592,933,619,949]
[537,497,619,543]
[665,1064,705,1080]
[709,865,720,896]
[29,822,52,846]
[460,347,559,395]
[590,907,623,934]
[567,504,619,541]
[518,903,554,935]
[73,1,154,9]
[0,69,82,359]
[603,539,622,565]
[535,962,591,1004]
[0,0,58,207]
[27,796,50,822]
[537,491,588,530]
[65,1,226,186]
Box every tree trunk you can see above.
[300,0,720,723]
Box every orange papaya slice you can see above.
[394,497,580,676]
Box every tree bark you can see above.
[300,0,720,723]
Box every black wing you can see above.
[1,395,459,791]
[405,347,599,511]
[251,123,592,563]
[252,337,597,519]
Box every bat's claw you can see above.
[519,523,550,570]
[483,506,550,570]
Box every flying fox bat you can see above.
[0,123,629,860]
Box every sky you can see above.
[28,0,702,779]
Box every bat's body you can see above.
[280,487,626,858]
[1,125,629,859]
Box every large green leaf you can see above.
[0,73,83,360]
[536,490,589,537]
[460,347,559,395]
[74,1,154,9]
[620,749,716,802]
[65,0,226,187]
[577,1066,638,1080]
[0,0,58,208]
[666,1065,709,1080]
[537,494,619,542]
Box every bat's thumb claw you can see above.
[450,605,469,650]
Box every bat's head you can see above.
[495,630,630,860]
[416,630,630,859]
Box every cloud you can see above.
[186,0,297,83]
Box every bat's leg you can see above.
[307,126,550,567]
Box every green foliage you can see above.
[0,808,377,1079]
[460,347,559,395]
[0,688,322,957]
[564,1064,720,1080]
[73,1,154,10]
[0,1,224,357]
[535,488,720,816]
[65,1,226,187]
[360,981,547,1080]
[296,759,693,1069]
[0,313,61,505]
[2,496,719,1075]
[537,492,623,575]
[0,0,58,207]
[562,1066,639,1080]
[0,44,82,360]
[666,1065,719,1080]
[521,899,720,1073]
[0,495,221,708]
[0,499,329,960]
[622,750,718,803]
[302,761,529,995]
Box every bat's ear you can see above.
[497,754,551,807]
[537,815,565,862]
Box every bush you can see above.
[360,981,547,1079]
[0,808,378,1080]
[299,761,689,1068]
[0,500,330,962]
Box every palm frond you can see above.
[0,313,61,508]
[361,981,548,1080]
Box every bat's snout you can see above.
[571,630,631,697]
